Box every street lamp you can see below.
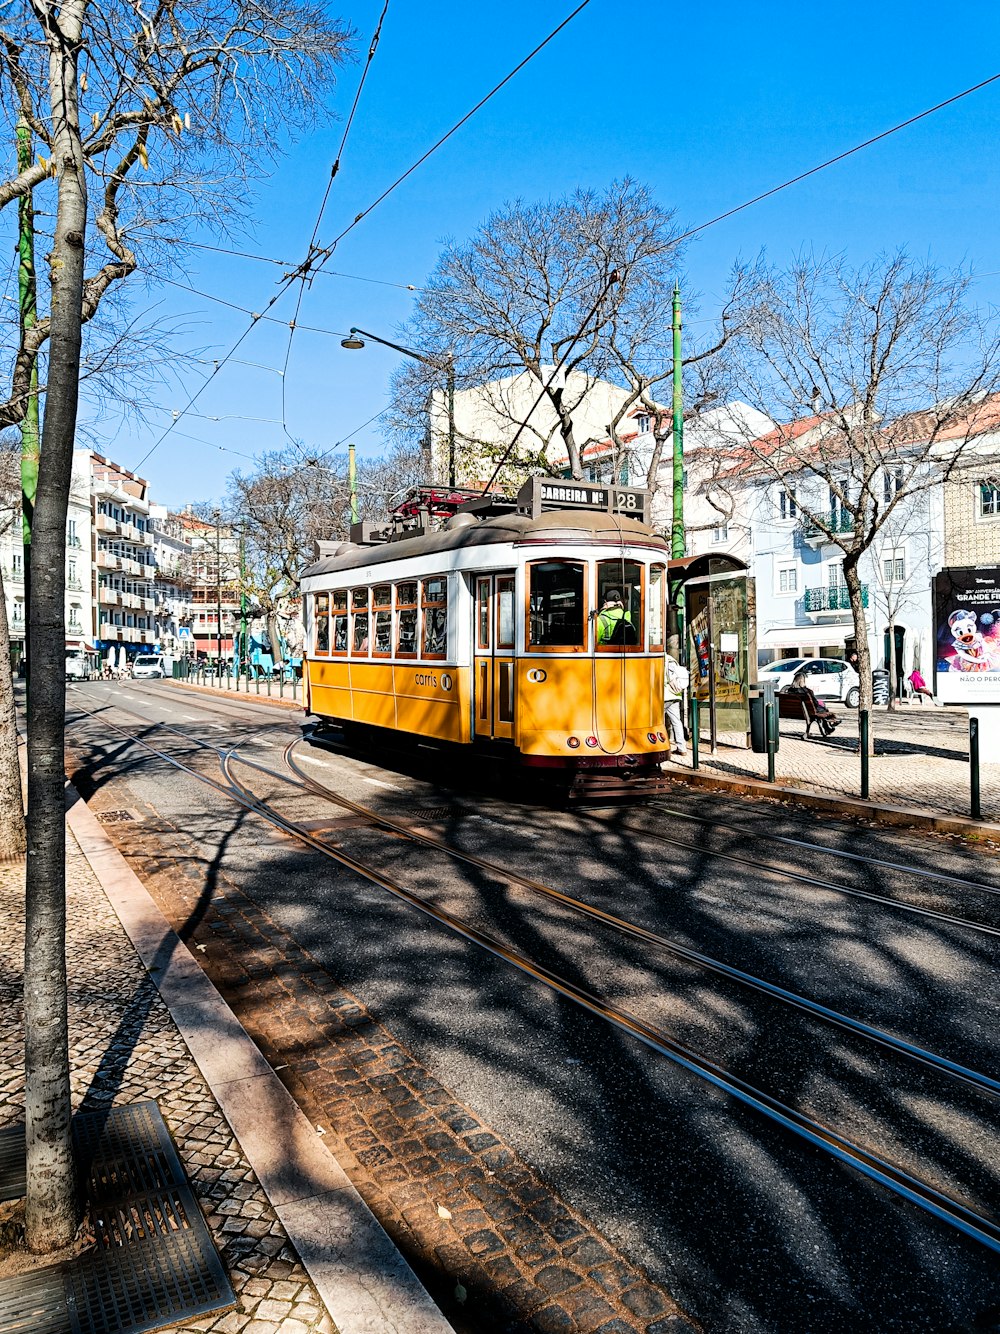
[340,326,457,488]
[212,509,223,679]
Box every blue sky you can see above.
[90,0,1000,507]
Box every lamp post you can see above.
[341,327,456,487]
[212,509,223,679]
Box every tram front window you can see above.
[528,561,585,649]
[596,560,643,649]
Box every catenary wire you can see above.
[281,0,392,453]
[311,0,593,266]
[167,239,422,290]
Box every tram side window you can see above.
[313,593,330,654]
[351,588,370,655]
[497,576,515,649]
[596,560,643,649]
[395,582,418,656]
[332,590,348,654]
[421,577,448,658]
[372,585,392,656]
[648,565,665,651]
[528,562,585,649]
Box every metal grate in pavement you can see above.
[0,1101,234,1334]
[94,810,135,825]
[0,1127,26,1202]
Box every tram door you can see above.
[474,573,515,741]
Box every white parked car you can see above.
[758,656,861,708]
[131,654,166,680]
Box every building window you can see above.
[777,564,798,595]
[883,550,906,584]
[980,481,1000,518]
[636,414,650,434]
[711,522,729,544]
[778,489,797,520]
[883,466,903,503]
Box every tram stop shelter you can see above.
[669,553,755,751]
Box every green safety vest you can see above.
[597,605,632,645]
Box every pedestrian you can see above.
[595,588,636,645]
[907,667,936,705]
[846,649,859,672]
[664,653,690,755]
[783,671,841,737]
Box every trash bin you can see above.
[749,689,780,754]
[872,668,890,705]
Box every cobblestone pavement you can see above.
[0,833,338,1334]
[674,702,999,822]
[77,770,696,1334]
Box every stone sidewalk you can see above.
[676,702,999,823]
[0,827,337,1334]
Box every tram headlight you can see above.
[566,736,580,749]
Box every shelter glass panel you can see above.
[528,561,585,650]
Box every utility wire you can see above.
[312,0,592,266]
[176,240,421,290]
[675,71,1000,245]
[159,275,352,338]
[282,0,391,451]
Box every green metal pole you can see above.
[447,361,456,489]
[690,697,700,770]
[17,115,40,667]
[348,443,359,525]
[970,717,981,821]
[671,282,684,561]
[860,710,870,800]
[239,533,247,679]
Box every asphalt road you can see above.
[65,681,1000,1334]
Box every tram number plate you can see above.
[613,490,640,513]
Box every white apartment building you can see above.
[86,452,158,656]
[2,449,94,669]
[149,505,195,656]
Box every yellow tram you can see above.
[299,479,671,789]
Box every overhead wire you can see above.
[281,0,392,454]
[173,241,422,290]
[311,0,593,268]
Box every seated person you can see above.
[782,670,840,737]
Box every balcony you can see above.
[801,510,855,547]
[67,578,84,592]
[3,566,24,585]
[98,588,121,607]
[804,584,869,614]
[97,551,122,571]
[96,514,119,535]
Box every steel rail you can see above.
[66,694,1000,1098]
[640,801,1000,897]
[279,743,1000,1098]
[66,700,1000,1257]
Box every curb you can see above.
[164,678,303,712]
[65,786,453,1334]
[676,768,999,839]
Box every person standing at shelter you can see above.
[595,588,635,645]
[664,653,689,755]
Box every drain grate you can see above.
[0,1127,25,1203]
[94,810,134,825]
[0,1102,234,1334]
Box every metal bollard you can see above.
[860,710,870,800]
[765,700,776,784]
[690,697,700,770]
[971,717,981,821]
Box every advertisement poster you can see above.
[933,566,1000,703]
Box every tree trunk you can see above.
[0,567,26,858]
[24,1,87,1252]
[843,556,874,755]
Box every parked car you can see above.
[758,656,861,707]
[131,654,166,680]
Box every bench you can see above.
[775,689,825,739]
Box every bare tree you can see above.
[0,0,352,1252]
[729,250,1000,723]
[392,180,686,482]
[0,438,26,859]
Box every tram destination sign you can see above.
[517,476,649,523]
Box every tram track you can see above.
[66,694,1000,1260]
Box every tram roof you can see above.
[300,509,668,580]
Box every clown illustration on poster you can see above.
[933,566,1000,703]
